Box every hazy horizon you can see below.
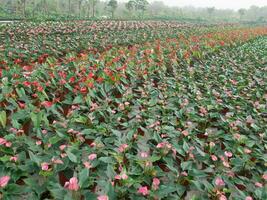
[120,0,267,10]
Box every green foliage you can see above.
[0,21,266,199]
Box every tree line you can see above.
[0,0,149,19]
[0,0,266,22]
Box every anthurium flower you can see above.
[97,195,109,200]
[64,177,79,191]
[118,144,128,153]
[224,151,233,158]
[18,101,26,109]
[152,178,160,190]
[0,176,10,188]
[215,177,225,187]
[83,161,92,169]
[137,186,149,196]
[10,156,18,162]
[88,153,97,161]
[41,101,53,108]
[41,162,50,171]
[23,81,31,87]
[0,138,7,145]
[255,182,263,188]
[219,195,227,200]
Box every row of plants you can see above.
[0,21,238,64]
[0,26,266,199]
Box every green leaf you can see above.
[30,112,42,128]
[181,161,193,170]
[28,151,41,165]
[79,168,89,188]
[66,149,78,163]
[0,110,7,128]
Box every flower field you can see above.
[0,21,266,200]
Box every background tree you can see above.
[207,7,215,17]
[238,8,245,20]
[107,0,117,18]
[21,0,26,17]
[90,0,98,18]
[135,0,149,14]
[78,0,84,17]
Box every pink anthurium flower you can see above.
[0,176,10,188]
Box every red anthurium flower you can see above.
[18,101,26,109]
[32,81,39,87]
[37,86,44,92]
[88,72,94,78]
[41,101,53,108]
[69,76,75,83]
[22,65,33,71]
[23,81,31,87]
[14,59,22,64]
[88,82,94,88]
[96,77,104,83]
[80,87,87,94]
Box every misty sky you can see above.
[121,0,267,10]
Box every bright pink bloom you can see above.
[59,144,66,151]
[114,174,121,180]
[153,178,160,186]
[64,177,79,191]
[152,178,160,190]
[121,173,128,180]
[215,177,225,186]
[255,182,263,188]
[137,186,149,196]
[5,142,12,147]
[0,176,10,188]
[262,174,267,180]
[52,158,63,164]
[226,171,235,178]
[224,151,232,158]
[83,161,92,169]
[211,155,218,161]
[88,153,97,161]
[41,162,50,171]
[0,138,6,145]
[157,142,164,148]
[10,156,18,162]
[156,141,171,149]
[36,140,42,145]
[181,171,188,176]
[182,130,189,136]
[118,144,128,153]
[223,161,230,168]
[61,153,67,158]
[244,148,251,154]
[140,152,148,158]
[245,196,253,200]
[219,195,227,200]
[97,195,109,200]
